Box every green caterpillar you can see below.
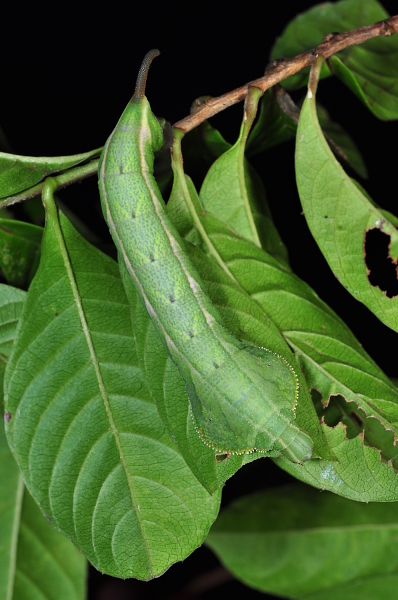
[98,50,313,463]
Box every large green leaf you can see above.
[295,65,398,333]
[0,288,86,600]
[206,484,398,598]
[0,220,43,288]
[4,206,221,579]
[0,148,101,198]
[271,0,398,120]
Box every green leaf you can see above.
[275,424,398,502]
[271,0,398,120]
[328,48,398,122]
[206,484,398,598]
[4,207,221,579]
[296,71,398,333]
[0,295,86,600]
[199,93,262,247]
[0,284,25,358]
[0,148,101,198]
[199,91,290,267]
[0,219,43,288]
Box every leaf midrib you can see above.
[50,207,154,574]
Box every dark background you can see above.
[2,1,398,598]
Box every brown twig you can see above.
[173,15,398,135]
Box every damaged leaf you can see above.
[275,423,398,502]
[296,58,398,333]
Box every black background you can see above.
[2,1,398,598]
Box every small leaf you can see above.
[200,89,263,247]
[296,66,398,332]
[328,48,398,122]
[0,148,101,198]
[4,207,221,579]
[206,484,398,598]
[200,91,290,267]
[271,0,398,120]
[0,219,43,288]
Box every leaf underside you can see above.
[4,211,221,579]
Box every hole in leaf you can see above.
[364,228,398,298]
[316,393,398,469]
[215,452,231,463]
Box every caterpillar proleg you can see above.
[98,50,313,463]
